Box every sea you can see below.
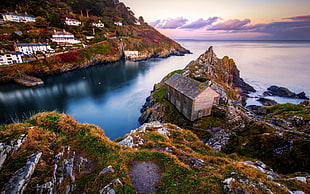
[0,40,309,140]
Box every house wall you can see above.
[165,83,220,121]
[165,84,194,121]
[192,87,220,120]
[2,14,35,22]
[0,53,23,65]
[16,44,52,54]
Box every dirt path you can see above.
[129,161,161,194]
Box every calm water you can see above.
[0,40,309,139]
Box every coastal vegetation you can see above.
[0,0,189,84]
[1,112,308,193]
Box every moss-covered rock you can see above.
[1,112,308,193]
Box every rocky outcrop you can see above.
[257,97,278,106]
[183,46,255,102]
[264,85,309,99]
[221,161,308,194]
[118,121,171,147]
[246,105,268,115]
[271,116,308,130]
[205,127,231,151]
[0,134,28,169]
[2,152,42,193]
[1,112,309,193]
[36,146,94,194]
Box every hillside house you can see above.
[2,12,35,23]
[0,52,23,65]
[64,17,81,26]
[92,20,105,28]
[114,22,123,26]
[15,43,53,55]
[124,51,139,59]
[165,73,220,121]
[51,30,81,44]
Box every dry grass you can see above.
[0,111,308,193]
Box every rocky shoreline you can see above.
[0,27,190,86]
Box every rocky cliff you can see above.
[139,47,310,175]
[0,112,309,193]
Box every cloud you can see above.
[181,17,220,29]
[208,19,252,30]
[150,17,188,29]
[285,15,310,21]
[151,14,310,40]
[149,20,161,27]
[254,17,310,40]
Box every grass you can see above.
[0,111,309,193]
[222,121,310,174]
[265,103,310,119]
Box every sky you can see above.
[122,0,310,40]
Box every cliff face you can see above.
[0,112,309,193]
[182,46,255,103]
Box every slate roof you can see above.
[165,73,207,99]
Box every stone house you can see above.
[165,73,220,121]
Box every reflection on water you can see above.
[1,40,309,139]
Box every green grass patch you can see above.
[265,103,309,119]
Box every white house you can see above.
[51,30,81,44]
[2,13,35,23]
[114,22,123,26]
[124,51,139,58]
[92,20,104,28]
[0,52,23,65]
[64,17,82,26]
[86,36,95,39]
[15,43,54,55]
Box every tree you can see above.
[35,17,49,28]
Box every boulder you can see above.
[263,85,309,99]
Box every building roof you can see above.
[165,73,207,99]
[16,43,50,46]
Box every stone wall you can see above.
[165,83,193,120]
